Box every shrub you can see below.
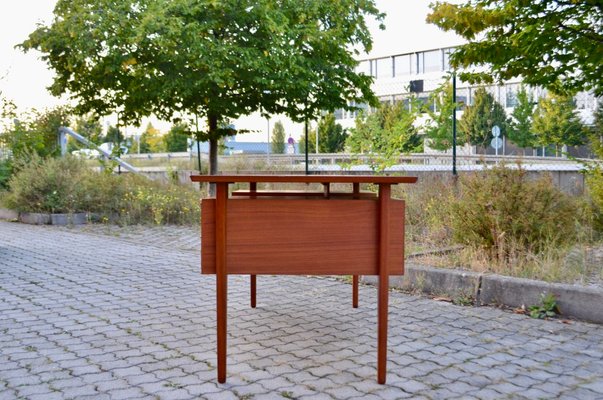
[585,166,603,232]
[0,158,12,190]
[5,154,93,213]
[393,174,456,249]
[449,164,578,257]
[119,177,200,225]
[5,154,200,224]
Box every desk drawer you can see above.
[201,198,405,275]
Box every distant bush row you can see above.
[2,154,200,225]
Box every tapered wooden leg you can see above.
[249,182,257,310]
[377,184,391,384]
[352,275,359,308]
[353,183,360,310]
[251,275,256,308]
[216,183,228,383]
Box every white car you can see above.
[71,149,100,159]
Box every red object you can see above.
[190,174,418,384]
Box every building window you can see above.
[375,58,392,79]
[505,84,520,108]
[423,50,442,73]
[394,54,411,77]
[417,53,424,74]
[443,48,454,71]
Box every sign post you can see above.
[491,125,502,157]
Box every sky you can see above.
[0,0,462,140]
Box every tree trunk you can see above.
[208,114,219,197]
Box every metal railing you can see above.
[59,127,140,174]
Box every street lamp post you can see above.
[267,116,270,164]
[452,71,457,176]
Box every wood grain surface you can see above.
[201,198,405,275]
[191,174,417,185]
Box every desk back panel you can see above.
[201,199,404,275]
[201,198,405,275]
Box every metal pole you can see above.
[315,120,319,155]
[267,117,270,164]
[305,119,309,175]
[196,114,202,172]
[452,71,457,176]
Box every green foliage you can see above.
[21,0,383,175]
[4,154,200,224]
[529,293,560,319]
[74,115,103,145]
[584,156,603,232]
[299,129,317,154]
[459,87,508,147]
[0,106,72,160]
[424,79,461,150]
[315,113,347,153]
[104,125,124,144]
[508,86,536,150]
[428,0,603,96]
[0,159,13,190]
[138,123,164,153]
[346,100,423,171]
[532,93,585,150]
[449,164,578,257]
[4,155,95,213]
[592,100,603,141]
[119,178,200,225]
[164,123,189,152]
[271,121,286,154]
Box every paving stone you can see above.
[1,221,602,400]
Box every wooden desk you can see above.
[190,174,417,384]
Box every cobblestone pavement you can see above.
[1,221,603,400]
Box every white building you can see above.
[336,45,599,145]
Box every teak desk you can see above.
[190,174,418,384]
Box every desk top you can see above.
[190,174,418,184]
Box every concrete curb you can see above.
[480,274,603,324]
[0,209,89,226]
[362,263,603,324]
[0,208,18,221]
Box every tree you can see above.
[299,130,317,155]
[74,115,103,145]
[508,87,537,152]
[164,123,189,152]
[346,100,423,171]
[428,1,603,96]
[532,93,585,153]
[138,123,164,153]
[586,100,603,159]
[1,106,72,160]
[424,79,461,151]
[21,0,384,177]
[459,87,508,148]
[316,113,347,153]
[104,125,124,144]
[271,121,286,154]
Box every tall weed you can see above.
[449,165,578,257]
[5,154,200,224]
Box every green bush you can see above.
[4,154,200,224]
[5,155,92,213]
[585,166,603,232]
[119,177,200,225]
[449,164,578,256]
[0,158,13,190]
